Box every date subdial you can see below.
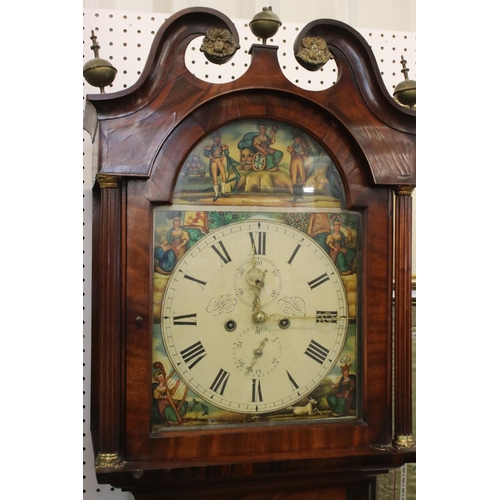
[232,326,282,377]
[233,256,282,309]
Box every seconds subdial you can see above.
[232,326,282,377]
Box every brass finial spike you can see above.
[400,55,410,80]
[90,30,100,58]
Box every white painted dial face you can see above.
[161,220,349,414]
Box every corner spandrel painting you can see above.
[173,119,346,207]
[151,119,359,433]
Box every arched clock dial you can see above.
[161,220,349,414]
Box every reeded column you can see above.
[393,185,415,448]
[95,174,123,467]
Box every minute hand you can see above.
[252,310,347,325]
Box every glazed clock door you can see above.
[151,118,360,432]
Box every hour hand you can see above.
[246,267,267,313]
[245,247,267,310]
[245,337,269,374]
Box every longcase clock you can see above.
[84,7,416,499]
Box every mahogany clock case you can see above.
[85,7,415,498]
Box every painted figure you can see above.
[152,362,188,425]
[167,217,190,261]
[204,131,229,200]
[326,362,356,416]
[154,239,176,274]
[287,133,313,200]
[252,123,283,171]
[239,147,254,171]
[326,215,356,275]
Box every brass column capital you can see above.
[395,185,415,196]
[96,173,121,189]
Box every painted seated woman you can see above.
[152,363,188,425]
[326,215,356,275]
[326,362,356,416]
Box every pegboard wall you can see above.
[82,8,416,93]
[82,8,416,500]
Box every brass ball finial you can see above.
[249,7,282,45]
[393,55,416,109]
[83,31,117,93]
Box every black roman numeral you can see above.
[287,244,301,265]
[307,272,330,290]
[179,341,206,370]
[304,339,330,364]
[183,274,207,289]
[211,241,232,265]
[252,379,263,402]
[249,231,266,255]
[170,313,197,326]
[210,368,230,395]
[316,310,338,323]
[286,370,300,391]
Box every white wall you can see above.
[82,0,416,31]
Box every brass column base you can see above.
[392,434,415,449]
[95,452,122,468]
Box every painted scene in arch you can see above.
[172,119,346,207]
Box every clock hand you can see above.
[250,271,267,312]
[269,312,347,322]
[245,337,269,374]
[252,310,348,326]
[246,244,268,312]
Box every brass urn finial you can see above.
[249,7,282,45]
[83,31,117,93]
[393,55,416,109]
